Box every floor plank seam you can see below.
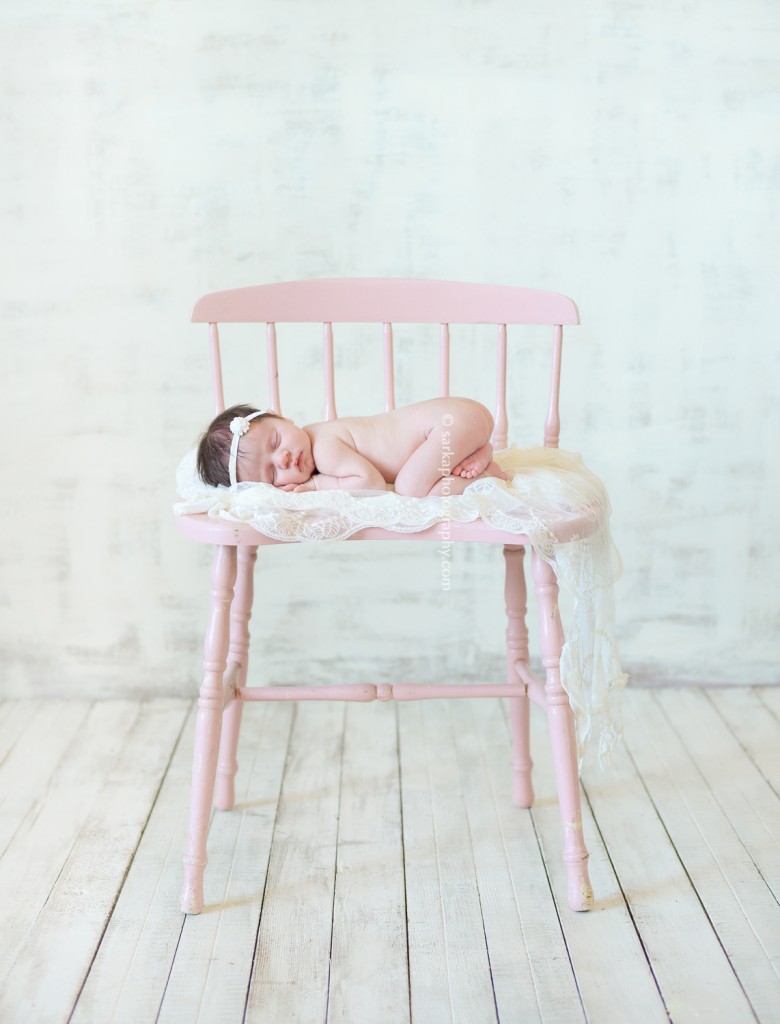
[0,702,39,773]
[1,703,96,863]
[155,912,187,1024]
[753,688,780,725]
[731,773,780,861]
[24,702,171,1020]
[122,785,193,1018]
[488,704,545,1021]
[527,805,587,1022]
[620,727,762,1023]
[703,690,780,801]
[324,702,347,1024]
[423,707,455,1024]
[447,703,500,1024]
[394,705,413,1024]
[243,702,298,1023]
[638,697,780,974]
[498,699,580,1022]
[473,880,500,1024]
[147,702,204,1024]
[651,691,780,909]
[731,781,780,909]
[1,843,71,997]
[578,779,669,1020]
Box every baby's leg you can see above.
[427,461,508,496]
[394,407,498,498]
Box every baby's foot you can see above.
[452,442,493,479]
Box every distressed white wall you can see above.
[1,0,778,697]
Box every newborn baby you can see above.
[197,397,507,498]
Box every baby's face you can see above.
[236,416,314,487]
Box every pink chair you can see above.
[175,278,597,915]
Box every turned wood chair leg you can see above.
[181,544,237,915]
[503,544,534,807]
[531,548,594,912]
[215,545,258,811]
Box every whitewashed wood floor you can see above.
[0,686,778,1024]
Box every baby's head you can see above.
[197,404,271,487]
[197,404,314,488]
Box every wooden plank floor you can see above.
[0,687,778,1023]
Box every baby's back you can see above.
[306,397,489,484]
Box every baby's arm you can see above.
[284,437,386,492]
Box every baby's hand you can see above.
[280,480,316,493]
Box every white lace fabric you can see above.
[174,445,627,769]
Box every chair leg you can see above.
[531,548,594,912]
[215,545,258,811]
[503,544,534,807]
[181,544,237,915]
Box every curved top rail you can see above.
[191,278,580,326]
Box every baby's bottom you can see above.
[393,403,507,498]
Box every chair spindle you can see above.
[439,323,450,397]
[494,324,508,450]
[323,322,337,420]
[383,323,395,411]
[266,323,281,414]
[544,325,563,448]
[209,323,225,415]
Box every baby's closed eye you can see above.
[271,431,279,482]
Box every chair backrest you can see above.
[191,278,580,449]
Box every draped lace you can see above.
[175,445,627,769]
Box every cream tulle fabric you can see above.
[174,445,627,768]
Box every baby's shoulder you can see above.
[305,418,357,449]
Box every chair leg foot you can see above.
[565,856,594,911]
[512,775,535,809]
[181,859,206,914]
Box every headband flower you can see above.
[230,415,253,437]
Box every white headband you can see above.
[228,411,266,487]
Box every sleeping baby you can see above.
[197,397,508,498]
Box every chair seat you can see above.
[173,506,598,547]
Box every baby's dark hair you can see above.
[196,404,276,487]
